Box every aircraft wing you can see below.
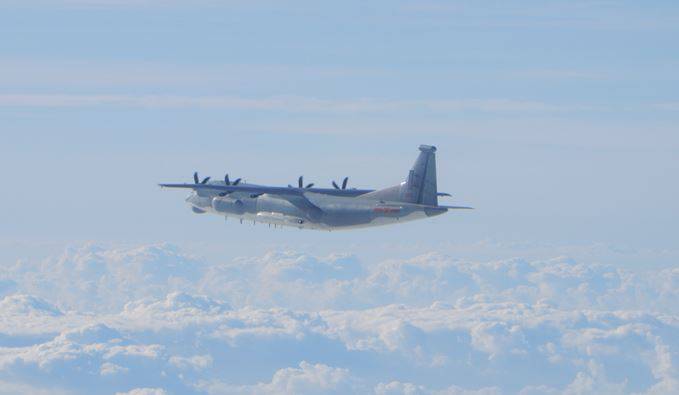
[159,183,305,196]
[159,183,372,197]
[159,183,325,216]
[159,184,472,210]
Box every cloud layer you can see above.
[1,244,677,394]
[0,94,588,114]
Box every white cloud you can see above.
[0,93,587,114]
[375,381,501,395]
[3,243,678,317]
[4,243,206,312]
[168,354,213,370]
[115,389,167,395]
[0,380,73,395]
[0,294,62,317]
[200,361,364,395]
[0,243,677,394]
[100,361,129,376]
[561,361,627,395]
[3,0,213,7]
[2,292,675,393]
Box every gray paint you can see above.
[161,145,471,230]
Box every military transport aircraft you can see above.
[160,145,471,230]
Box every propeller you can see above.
[293,176,314,189]
[332,177,349,190]
[193,172,210,184]
[224,174,242,186]
[219,173,243,197]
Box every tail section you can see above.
[361,145,440,205]
[400,145,438,205]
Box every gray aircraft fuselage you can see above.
[161,145,471,230]
[186,187,446,230]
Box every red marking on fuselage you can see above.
[373,206,401,213]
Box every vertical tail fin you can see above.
[400,145,438,205]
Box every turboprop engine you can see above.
[211,196,247,215]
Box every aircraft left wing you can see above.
[159,183,305,196]
[159,183,372,197]
[160,182,326,219]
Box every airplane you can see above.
[159,145,472,230]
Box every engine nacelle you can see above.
[212,196,246,215]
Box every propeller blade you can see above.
[342,177,349,189]
[225,174,230,185]
[332,181,340,189]
[232,178,242,186]
[193,172,199,184]
[305,183,314,188]
[298,176,303,188]
[201,177,211,184]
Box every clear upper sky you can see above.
[1,0,678,265]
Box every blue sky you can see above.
[1,0,678,266]
[2,2,679,394]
